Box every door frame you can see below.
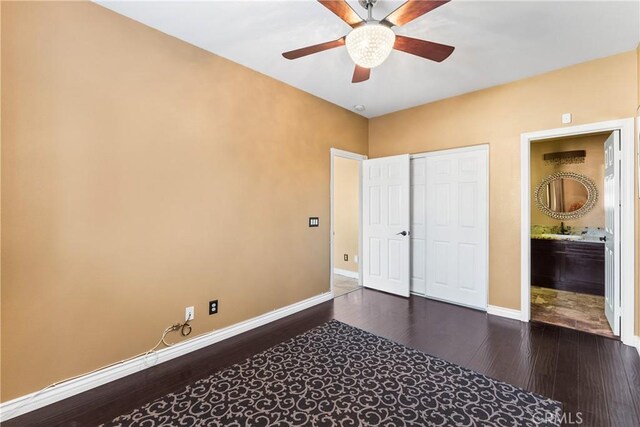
[330,148,367,295]
[520,118,635,346]
[410,144,490,310]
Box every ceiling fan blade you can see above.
[352,65,370,83]
[381,0,450,27]
[282,37,346,60]
[318,0,364,28]
[394,35,454,62]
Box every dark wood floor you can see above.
[6,289,640,426]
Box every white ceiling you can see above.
[96,1,640,118]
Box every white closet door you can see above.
[363,155,411,297]
[425,147,488,310]
[604,131,620,335]
[410,158,427,295]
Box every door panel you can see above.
[369,238,381,277]
[425,148,488,310]
[604,131,620,335]
[363,155,411,297]
[458,243,476,290]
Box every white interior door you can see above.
[363,155,411,297]
[604,131,620,335]
[410,158,427,295]
[425,147,488,310]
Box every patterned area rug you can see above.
[104,321,562,426]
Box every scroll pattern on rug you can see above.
[104,320,562,426]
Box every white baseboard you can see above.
[333,268,359,279]
[487,305,522,321]
[0,292,333,422]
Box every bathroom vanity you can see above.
[531,237,604,295]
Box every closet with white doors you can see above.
[363,145,488,310]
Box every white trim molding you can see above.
[333,268,359,279]
[487,305,522,321]
[0,292,333,422]
[520,118,636,346]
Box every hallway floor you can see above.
[333,274,359,297]
[531,286,615,338]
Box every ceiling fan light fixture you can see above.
[345,23,395,69]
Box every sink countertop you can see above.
[531,225,606,242]
[581,236,606,243]
[531,234,604,243]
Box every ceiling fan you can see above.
[282,0,455,83]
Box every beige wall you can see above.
[636,44,639,340]
[530,133,607,228]
[333,157,359,273]
[369,50,638,311]
[0,1,368,401]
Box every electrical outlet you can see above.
[209,300,219,315]
[354,255,358,264]
[344,254,348,261]
[185,306,194,322]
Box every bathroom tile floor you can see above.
[531,286,615,338]
[333,274,360,297]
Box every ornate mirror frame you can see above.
[534,171,598,220]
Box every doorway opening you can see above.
[529,132,614,337]
[330,149,366,297]
[520,119,635,346]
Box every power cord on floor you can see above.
[141,314,192,366]
[4,314,197,420]
[180,314,193,337]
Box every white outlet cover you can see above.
[185,306,195,321]
[562,113,572,124]
[354,255,359,264]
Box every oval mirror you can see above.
[534,172,598,220]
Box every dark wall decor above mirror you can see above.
[534,171,598,220]
[543,150,586,166]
